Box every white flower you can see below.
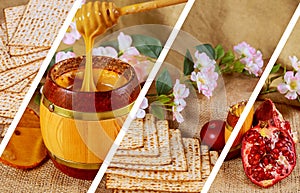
[92,46,118,58]
[289,56,300,71]
[172,104,185,123]
[190,68,218,99]
[136,97,148,119]
[118,32,133,51]
[277,71,300,100]
[194,51,216,71]
[117,32,140,56]
[55,51,76,63]
[173,79,189,107]
[62,22,81,45]
[234,42,263,77]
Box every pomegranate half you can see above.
[241,121,296,188]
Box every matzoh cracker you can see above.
[0,117,13,125]
[6,73,36,93]
[0,124,10,138]
[116,114,158,155]
[9,0,75,48]
[0,24,8,46]
[113,188,198,193]
[0,37,13,72]
[4,5,48,56]
[109,129,187,171]
[106,140,204,192]
[0,92,25,118]
[209,151,219,166]
[118,118,144,150]
[115,114,159,157]
[200,145,211,179]
[4,5,26,41]
[0,59,42,91]
[107,138,202,181]
[0,36,46,72]
[112,120,171,165]
[9,49,48,68]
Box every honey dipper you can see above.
[75,0,187,92]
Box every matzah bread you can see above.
[4,5,26,41]
[0,117,13,125]
[209,151,219,166]
[0,36,13,72]
[9,49,48,69]
[0,124,10,138]
[115,114,159,157]
[106,174,204,192]
[0,92,25,118]
[106,140,205,192]
[0,24,8,46]
[113,188,198,193]
[6,73,35,93]
[0,59,42,91]
[107,138,202,181]
[4,5,48,56]
[118,118,144,150]
[0,35,46,72]
[109,129,187,171]
[112,120,171,166]
[8,0,75,48]
[200,145,211,179]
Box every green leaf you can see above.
[156,68,173,95]
[221,51,235,64]
[183,49,194,76]
[132,34,162,58]
[233,61,245,73]
[195,44,215,60]
[270,63,281,74]
[214,44,225,60]
[150,101,165,120]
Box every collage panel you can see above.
[210,3,300,192]
[105,0,300,193]
[0,0,187,192]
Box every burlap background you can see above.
[0,0,300,192]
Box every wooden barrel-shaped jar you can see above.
[40,56,140,180]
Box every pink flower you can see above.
[173,79,189,107]
[194,51,216,71]
[120,54,154,83]
[92,46,118,58]
[172,104,185,123]
[289,56,300,71]
[136,97,148,118]
[55,51,76,63]
[117,32,140,58]
[277,71,300,100]
[62,22,81,45]
[234,42,263,76]
[190,68,218,99]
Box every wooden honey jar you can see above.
[40,56,140,179]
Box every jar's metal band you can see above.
[41,95,134,121]
[49,151,101,170]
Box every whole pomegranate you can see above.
[200,120,226,151]
[241,121,296,188]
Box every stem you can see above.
[260,88,278,95]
